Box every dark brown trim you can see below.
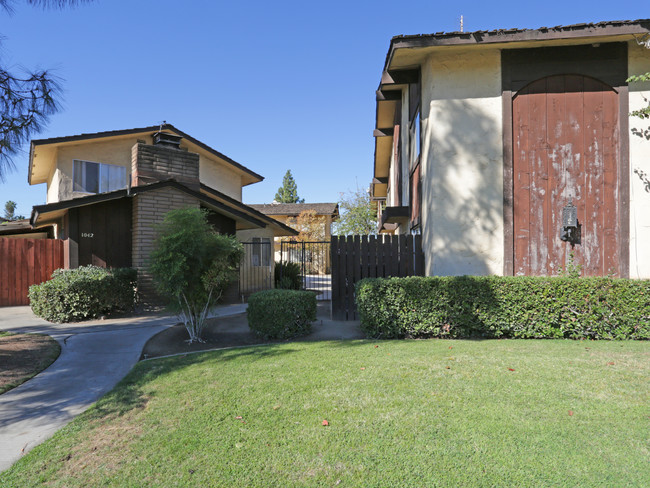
[501,42,630,277]
[618,84,630,278]
[502,88,514,276]
[31,180,269,230]
[384,20,650,72]
[373,177,389,184]
[380,206,409,228]
[29,123,264,185]
[376,90,402,101]
[381,69,420,86]
[200,184,298,236]
[373,128,394,137]
[502,43,628,92]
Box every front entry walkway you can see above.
[0,304,246,472]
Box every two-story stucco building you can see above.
[26,123,296,297]
[372,19,650,279]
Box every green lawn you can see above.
[2,339,649,487]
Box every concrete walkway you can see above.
[0,303,247,472]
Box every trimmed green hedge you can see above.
[29,266,137,323]
[247,289,317,339]
[356,276,650,340]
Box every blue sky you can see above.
[0,0,647,216]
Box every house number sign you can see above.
[81,232,94,238]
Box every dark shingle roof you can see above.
[29,123,264,184]
[384,19,650,70]
[249,203,339,217]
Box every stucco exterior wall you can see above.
[420,48,504,276]
[200,156,242,201]
[50,137,147,202]
[628,41,650,279]
[46,159,60,204]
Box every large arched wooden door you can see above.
[512,74,620,276]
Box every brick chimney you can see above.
[131,134,200,190]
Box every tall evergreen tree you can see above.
[274,170,304,203]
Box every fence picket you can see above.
[0,238,65,306]
[330,234,425,320]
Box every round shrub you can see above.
[247,289,316,339]
[29,265,137,323]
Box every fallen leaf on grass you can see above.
[235,416,243,419]
[568,410,574,416]
[374,345,379,348]
[449,346,453,349]
[273,405,281,410]
[360,367,365,370]
[322,420,329,426]
[445,366,451,370]
[508,368,516,372]
[607,362,615,366]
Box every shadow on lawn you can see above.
[87,344,299,419]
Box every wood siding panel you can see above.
[72,198,132,269]
[0,238,64,306]
[330,235,425,320]
[513,88,531,275]
[512,74,619,276]
[546,74,567,275]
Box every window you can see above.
[251,237,271,266]
[410,109,421,169]
[73,160,127,194]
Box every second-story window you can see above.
[73,160,127,194]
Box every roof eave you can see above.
[383,19,650,72]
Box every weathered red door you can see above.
[513,74,619,276]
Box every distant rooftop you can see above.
[249,202,339,217]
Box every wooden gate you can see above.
[0,238,65,306]
[512,74,620,276]
[331,234,424,320]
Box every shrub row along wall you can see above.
[356,276,650,340]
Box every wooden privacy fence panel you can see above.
[0,238,65,307]
[331,234,424,320]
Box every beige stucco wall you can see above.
[46,155,60,204]
[200,156,242,201]
[420,48,504,276]
[49,137,146,203]
[628,41,650,279]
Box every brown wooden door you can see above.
[513,74,619,276]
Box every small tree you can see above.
[274,169,304,203]
[334,186,377,235]
[148,207,244,343]
[287,209,325,242]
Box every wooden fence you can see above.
[0,238,65,307]
[331,234,424,320]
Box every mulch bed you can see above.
[141,314,286,360]
[0,332,61,394]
